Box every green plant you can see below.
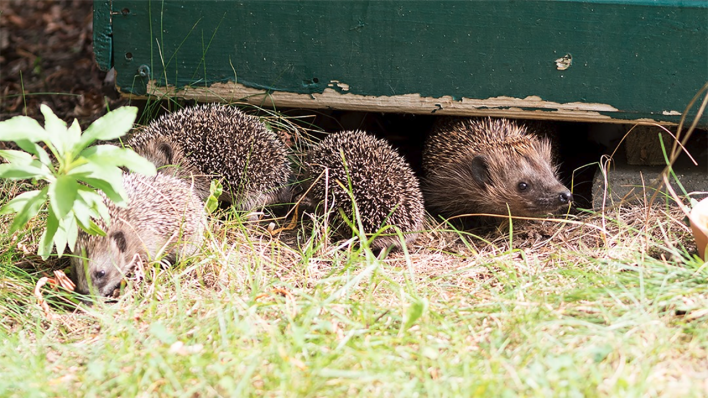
[205,179,223,214]
[0,105,156,259]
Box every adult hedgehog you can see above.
[423,117,571,222]
[302,130,424,251]
[128,104,292,211]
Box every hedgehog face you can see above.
[131,136,212,202]
[71,230,136,298]
[470,142,572,216]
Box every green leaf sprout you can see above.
[0,105,157,259]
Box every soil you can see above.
[1,0,125,127]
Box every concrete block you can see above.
[592,135,708,209]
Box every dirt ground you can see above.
[1,0,125,127]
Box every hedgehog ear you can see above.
[110,231,128,253]
[157,141,174,164]
[469,155,491,186]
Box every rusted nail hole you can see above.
[312,77,319,83]
[125,52,133,61]
[121,8,130,15]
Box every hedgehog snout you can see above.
[558,191,572,204]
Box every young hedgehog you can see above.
[130,135,211,201]
[128,104,292,211]
[71,172,206,298]
[422,117,572,222]
[302,130,425,251]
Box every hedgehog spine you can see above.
[128,104,292,211]
[303,130,424,250]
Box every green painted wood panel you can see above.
[96,0,708,125]
[92,0,112,71]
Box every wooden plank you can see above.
[92,0,112,71]
[98,0,708,125]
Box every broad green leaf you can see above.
[38,207,60,260]
[0,161,51,180]
[78,106,138,150]
[13,140,54,167]
[84,219,107,237]
[65,119,82,153]
[0,188,47,233]
[61,213,80,255]
[0,150,34,164]
[0,189,43,215]
[48,175,79,220]
[33,144,53,168]
[14,139,40,155]
[40,104,69,155]
[72,196,96,231]
[70,162,127,205]
[0,115,49,142]
[95,200,110,224]
[65,162,94,178]
[81,145,156,176]
[121,151,157,175]
[53,216,70,258]
[77,187,110,224]
[40,104,67,131]
[83,177,127,206]
[73,202,106,236]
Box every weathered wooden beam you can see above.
[97,0,708,125]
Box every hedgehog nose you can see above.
[559,191,573,204]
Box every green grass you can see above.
[1,186,707,397]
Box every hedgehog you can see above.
[130,135,211,201]
[302,130,425,250]
[128,104,292,211]
[422,117,572,222]
[70,172,206,298]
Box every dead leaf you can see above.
[34,277,55,320]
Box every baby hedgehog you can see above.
[422,117,572,221]
[128,104,292,211]
[130,135,211,201]
[302,130,424,250]
[71,172,206,298]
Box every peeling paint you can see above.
[328,80,350,92]
[662,110,681,116]
[555,54,572,71]
[142,80,676,125]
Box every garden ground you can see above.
[1,1,707,397]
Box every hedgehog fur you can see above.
[302,130,424,250]
[71,172,206,297]
[423,117,571,220]
[128,104,292,211]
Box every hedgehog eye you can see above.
[518,182,529,192]
[94,269,106,279]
